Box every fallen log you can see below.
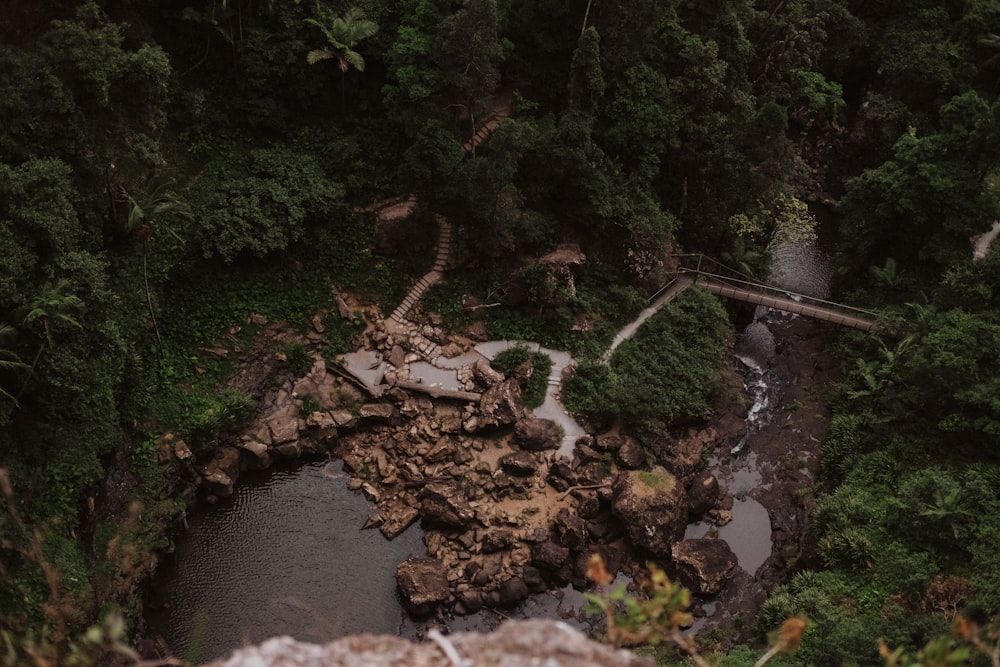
[394,380,481,402]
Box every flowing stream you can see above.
[686,237,831,585]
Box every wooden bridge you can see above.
[605,254,884,360]
[676,253,882,332]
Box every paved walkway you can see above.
[603,276,694,363]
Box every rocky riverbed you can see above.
[146,291,842,657]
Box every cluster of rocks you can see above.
[167,314,743,623]
[332,379,741,616]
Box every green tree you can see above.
[305,7,379,114]
[568,27,604,116]
[124,179,192,355]
[841,91,999,273]
[17,280,84,402]
[195,145,345,262]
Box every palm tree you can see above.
[722,236,765,279]
[304,7,378,115]
[124,179,191,356]
[0,323,28,408]
[16,280,83,402]
[869,257,900,287]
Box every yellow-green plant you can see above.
[880,617,1000,667]
[584,554,807,666]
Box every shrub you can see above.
[490,344,552,408]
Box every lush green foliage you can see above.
[490,344,552,408]
[564,290,731,434]
[4,0,1000,661]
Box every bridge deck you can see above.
[696,279,877,332]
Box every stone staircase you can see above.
[462,107,511,154]
[389,216,452,326]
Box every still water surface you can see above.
[146,459,425,662]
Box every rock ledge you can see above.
[203,619,653,667]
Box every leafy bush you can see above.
[186,389,255,452]
[490,344,552,408]
[194,144,346,262]
[564,289,730,435]
[278,340,315,377]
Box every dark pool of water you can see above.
[145,459,426,663]
[145,458,592,663]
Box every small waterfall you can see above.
[732,320,778,454]
[732,238,830,454]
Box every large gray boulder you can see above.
[671,538,738,595]
[514,418,562,451]
[395,557,450,616]
[419,482,476,528]
[610,467,687,558]
[474,378,525,429]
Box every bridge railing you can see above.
[671,253,881,320]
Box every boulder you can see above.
[554,508,589,550]
[610,467,687,558]
[573,490,602,520]
[687,471,720,518]
[615,438,647,469]
[266,408,300,445]
[331,410,357,429]
[173,438,193,461]
[514,418,562,451]
[380,498,420,540]
[457,588,483,614]
[531,540,571,571]
[500,451,538,477]
[200,447,241,498]
[206,619,654,667]
[594,435,624,452]
[473,358,506,387]
[238,438,271,469]
[359,403,396,423]
[396,558,450,616]
[419,482,475,528]
[203,619,654,667]
[549,461,577,485]
[475,378,525,429]
[271,441,302,459]
[498,578,530,607]
[671,538,738,595]
[388,345,407,369]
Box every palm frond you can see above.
[307,47,334,65]
[343,49,365,73]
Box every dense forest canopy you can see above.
[1,0,999,664]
